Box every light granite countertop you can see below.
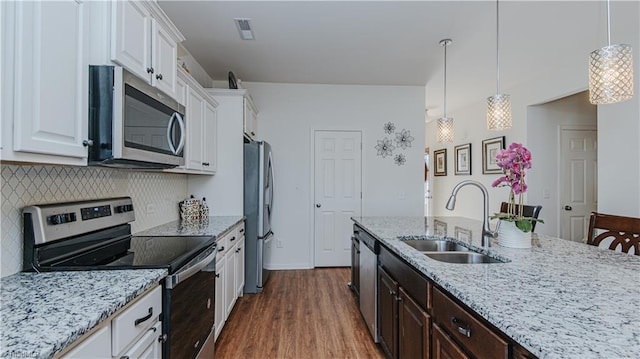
[352,216,640,359]
[134,215,244,238]
[0,269,167,359]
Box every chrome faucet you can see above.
[446,180,498,247]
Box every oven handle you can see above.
[165,246,216,289]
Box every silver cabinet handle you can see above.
[451,317,472,338]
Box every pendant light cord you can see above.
[606,0,611,46]
[443,42,447,117]
[496,0,500,94]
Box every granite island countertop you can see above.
[352,216,640,359]
[0,269,167,359]
[134,215,244,238]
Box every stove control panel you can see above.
[114,204,134,213]
[81,205,112,220]
[47,212,77,225]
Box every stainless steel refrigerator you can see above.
[244,141,274,293]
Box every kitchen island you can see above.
[352,216,640,359]
[0,269,166,358]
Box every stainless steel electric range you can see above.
[22,197,216,359]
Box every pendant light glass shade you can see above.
[487,94,512,130]
[437,39,454,143]
[437,117,454,142]
[487,0,512,131]
[588,0,634,105]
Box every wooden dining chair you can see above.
[586,212,640,255]
[500,202,543,232]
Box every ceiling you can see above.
[158,1,637,118]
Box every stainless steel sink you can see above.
[402,240,470,252]
[424,252,504,264]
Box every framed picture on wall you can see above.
[454,143,472,175]
[434,148,447,176]
[482,136,506,174]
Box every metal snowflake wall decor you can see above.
[394,154,406,166]
[375,122,412,166]
[395,129,414,149]
[375,138,395,158]
[383,122,396,134]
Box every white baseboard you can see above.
[265,262,313,270]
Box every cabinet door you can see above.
[398,287,430,359]
[12,0,88,160]
[224,244,237,317]
[118,321,162,359]
[378,265,399,359]
[151,19,177,98]
[243,99,257,139]
[111,0,151,81]
[186,87,204,171]
[202,102,217,174]
[62,323,111,358]
[235,236,245,297]
[176,74,186,106]
[214,256,226,341]
[432,324,469,359]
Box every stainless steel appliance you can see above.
[87,65,186,169]
[243,141,274,293]
[355,226,379,342]
[22,197,215,359]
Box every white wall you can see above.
[242,82,425,269]
[527,91,596,237]
[426,0,640,224]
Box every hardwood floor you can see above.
[214,268,385,359]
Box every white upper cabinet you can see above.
[110,0,150,81]
[169,68,218,175]
[244,96,258,140]
[109,0,181,99]
[1,0,89,165]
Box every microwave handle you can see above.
[174,113,186,155]
[166,113,185,155]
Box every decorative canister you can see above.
[179,195,201,222]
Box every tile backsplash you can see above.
[0,164,188,277]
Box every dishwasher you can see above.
[356,225,379,342]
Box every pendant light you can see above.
[487,0,512,131]
[588,0,634,105]
[437,39,454,143]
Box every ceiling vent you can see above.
[234,18,254,40]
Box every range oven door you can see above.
[163,244,216,359]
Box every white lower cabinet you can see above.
[213,221,245,342]
[62,324,111,358]
[60,285,162,359]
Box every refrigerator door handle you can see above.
[268,151,274,214]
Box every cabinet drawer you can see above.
[237,222,245,238]
[432,287,508,359]
[112,286,162,356]
[216,234,229,262]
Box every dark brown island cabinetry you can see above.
[378,245,430,359]
[355,224,537,359]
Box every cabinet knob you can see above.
[316,204,321,208]
[216,273,220,278]
[564,205,572,211]
[202,162,210,166]
[156,73,163,80]
[147,67,154,74]
[251,132,256,136]
[82,139,93,147]
[158,334,168,343]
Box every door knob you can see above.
[316,204,321,208]
[564,205,572,211]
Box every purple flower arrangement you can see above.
[491,143,542,233]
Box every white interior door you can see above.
[560,128,597,242]
[314,130,362,267]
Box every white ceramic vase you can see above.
[497,220,532,248]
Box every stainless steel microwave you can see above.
[88,66,185,169]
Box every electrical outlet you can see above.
[276,239,283,248]
[146,203,156,214]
